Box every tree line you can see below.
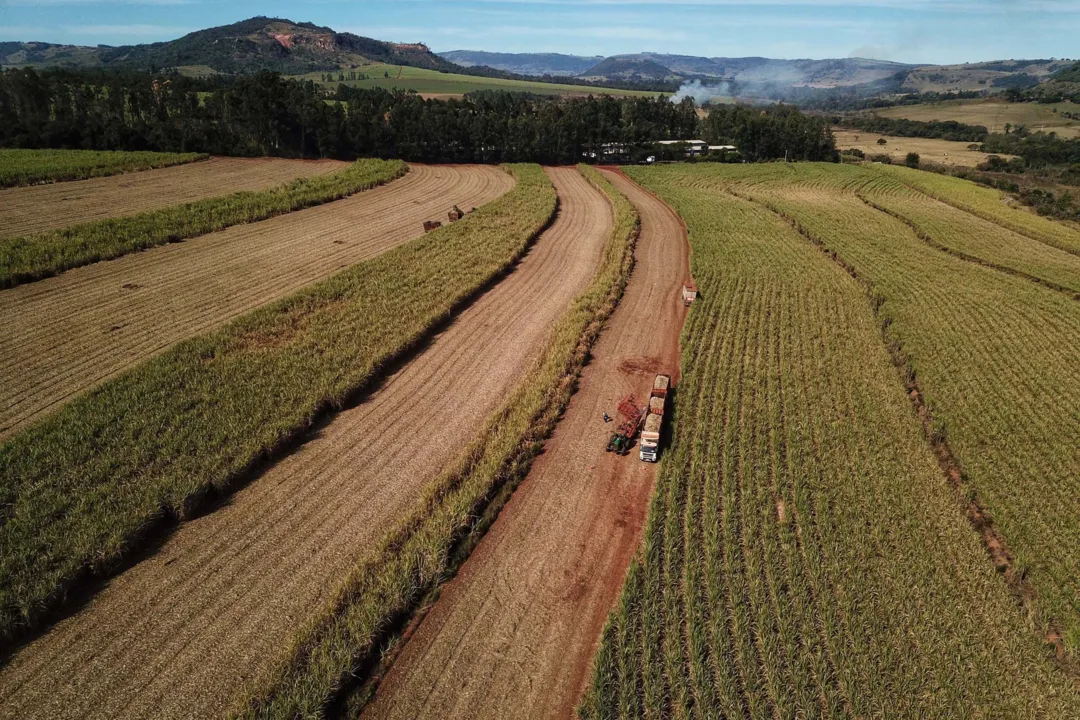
[834,114,989,142]
[1,67,835,165]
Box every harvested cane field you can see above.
[0,164,524,648]
[0,164,508,438]
[0,167,616,719]
[357,167,687,720]
[582,163,1080,717]
[0,155,347,238]
[0,158,406,288]
[0,148,207,189]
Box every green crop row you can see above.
[233,164,639,719]
[876,163,1080,257]
[581,165,1080,718]
[0,158,407,288]
[0,148,208,188]
[0,164,549,644]
[706,162,1080,654]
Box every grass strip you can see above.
[0,158,407,288]
[0,148,208,189]
[233,164,639,719]
[0,164,548,644]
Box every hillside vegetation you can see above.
[581,162,1080,717]
[0,165,554,643]
[2,17,460,76]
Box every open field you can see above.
[358,168,688,720]
[833,129,1009,167]
[875,98,1080,138]
[0,148,206,189]
[0,164,508,440]
[295,63,660,98]
[875,163,1080,255]
[0,164,540,660]
[582,163,1080,717]
[0,167,609,719]
[239,166,631,717]
[0,159,405,288]
[717,163,1080,653]
[0,156,348,238]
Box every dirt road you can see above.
[360,169,689,720]
[0,168,612,720]
[0,164,512,439]
[0,157,349,238]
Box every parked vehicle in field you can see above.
[682,283,697,307]
[640,374,670,462]
[606,395,644,455]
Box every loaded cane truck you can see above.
[640,374,670,462]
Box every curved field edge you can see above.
[0,158,407,289]
[0,164,544,645]
[230,165,639,720]
[579,166,1080,719]
[873,163,1080,257]
[0,148,208,189]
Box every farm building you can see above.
[658,139,709,156]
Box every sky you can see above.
[1,0,1077,66]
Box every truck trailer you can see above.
[640,374,670,462]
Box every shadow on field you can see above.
[0,200,560,663]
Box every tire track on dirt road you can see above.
[0,164,512,439]
[0,167,611,720]
[0,157,349,238]
[359,169,689,720]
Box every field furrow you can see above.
[0,167,609,720]
[0,164,512,438]
[357,169,687,720]
[0,156,348,237]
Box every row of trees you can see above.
[835,114,989,142]
[0,67,836,164]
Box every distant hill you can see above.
[580,57,680,82]
[435,51,915,88]
[2,19,1074,100]
[1,17,461,75]
[899,58,1073,92]
[1050,61,1080,84]
[439,50,600,77]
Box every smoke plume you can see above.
[671,79,732,104]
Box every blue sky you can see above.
[1,1,1077,65]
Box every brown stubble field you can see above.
[0,156,349,238]
[0,167,612,720]
[0,164,513,439]
[832,129,1013,167]
[359,168,689,720]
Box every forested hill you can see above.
[1,17,461,75]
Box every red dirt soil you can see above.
[360,169,690,720]
[0,157,348,238]
[0,168,612,720]
[0,164,512,440]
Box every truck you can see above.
[640,374,670,462]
